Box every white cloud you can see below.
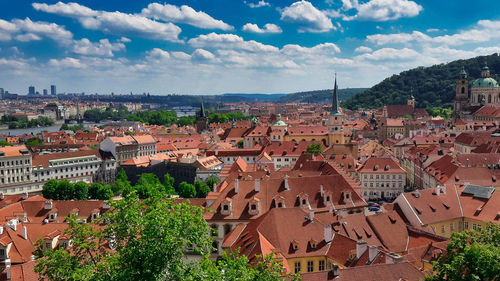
[72,38,125,57]
[141,3,233,31]
[355,47,422,61]
[357,0,422,21]
[282,43,341,56]
[120,37,131,43]
[426,28,440,33]
[15,33,42,42]
[354,46,372,53]
[191,48,216,62]
[245,1,270,8]
[146,48,170,60]
[242,23,282,34]
[171,51,191,60]
[33,2,182,42]
[32,2,98,17]
[0,58,28,68]
[48,57,85,68]
[280,1,335,33]
[12,18,73,43]
[366,20,500,47]
[188,32,279,52]
[367,30,430,45]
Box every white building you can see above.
[358,157,406,200]
[0,145,32,186]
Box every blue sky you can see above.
[0,0,499,95]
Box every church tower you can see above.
[454,66,469,120]
[328,74,345,145]
[196,98,209,133]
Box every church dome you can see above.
[472,77,499,88]
[272,120,287,126]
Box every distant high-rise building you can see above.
[50,85,56,95]
[0,88,4,96]
[28,86,35,95]
[43,89,48,96]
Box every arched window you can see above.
[461,87,465,94]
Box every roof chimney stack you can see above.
[234,179,239,194]
[284,175,290,190]
[254,179,260,193]
[356,240,367,259]
[368,245,379,262]
[309,210,314,222]
[324,225,333,243]
[436,186,440,196]
[331,264,339,278]
[22,226,28,240]
[44,200,53,210]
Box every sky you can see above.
[0,0,500,95]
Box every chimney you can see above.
[309,210,314,222]
[436,186,440,196]
[234,179,239,194]
[22,226,28,240]
[320,185,324,196]
[102,201,111,209]
[324,225,332,243]
[356,240,367,259]
[44,200,53,210]
[254,179,260,192]
[331,264,339,278]
[5,265,10,280]
[0,193,4,200]
[442,184,447,194]
[0,226,3,234]
[22,192,28,200]
[284,175,290,190]
[386,252,403,264]
[213,182,217,192]
[368,245,379,262]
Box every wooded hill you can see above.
[277,88,367,103]
[342,53,500,110]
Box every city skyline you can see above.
[1,0,500,95]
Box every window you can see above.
[441,225,445,233]
[294,262,301,274]
[307,261,314,272]
[45,242,51,249]
[450,223,454,231]
[0,248,5,257]
[318,260,325,271]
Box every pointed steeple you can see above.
[330,73,340,115]
[200,97,206,118]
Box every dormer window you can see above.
[291,240,299,251]
[298,192,310,208]
[221,198,232,216]
[310,239,318,249]
[274,195,285,208]
[48,212,57,221]
[248,197,260,216]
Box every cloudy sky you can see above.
[0,0,499,95]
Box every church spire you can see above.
[200,97,206,118]
[331,73,340,115]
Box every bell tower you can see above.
[454,66,468,120]
[328,73,345,145]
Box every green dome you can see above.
[272,120,287,126]
[472,77,499,88]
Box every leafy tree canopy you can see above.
[305,143,322,154]
[426,223,500,281]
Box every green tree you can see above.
[178,181,196,198]
[178,116,195,126]
[42,180,59,199]
[56,180,74,200]
[205,177,218,191]
[305,143,322,154]
[88,183,103,199]
[113,169,131,195]
[130,173,168,199]
[25,137,43,146]
[194,180,211,198]
[163,173,176,195]
[96,184,113,200]
[237,140,244,149]
[34,190,213,281]
[73,182,89,200]
[426,223,500,281]
[0,140,12,147]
